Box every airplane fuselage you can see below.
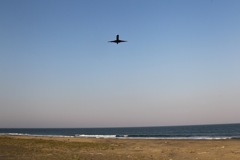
[109,35,127,44]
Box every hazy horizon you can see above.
[1,0,240,128]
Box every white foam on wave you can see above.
[156,136,232,140]
[74,134,232,140]
[75,134,116,138]
[0,133,74,138]
[0,133,30,136]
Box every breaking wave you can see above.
[0,133,74,138]
[74,134,239,139]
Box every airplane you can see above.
[109,34,127,44]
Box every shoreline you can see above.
[0,133,237,140]
[1,135,240,159]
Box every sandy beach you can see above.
[0,136,240,160]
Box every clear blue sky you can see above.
[1,0,240,128]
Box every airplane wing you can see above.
[118,40,127,42]
[109,40,117,43]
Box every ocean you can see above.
[1,123,240,139]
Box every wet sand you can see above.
[1,135,240,160]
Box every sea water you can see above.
[1,123,240,139]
